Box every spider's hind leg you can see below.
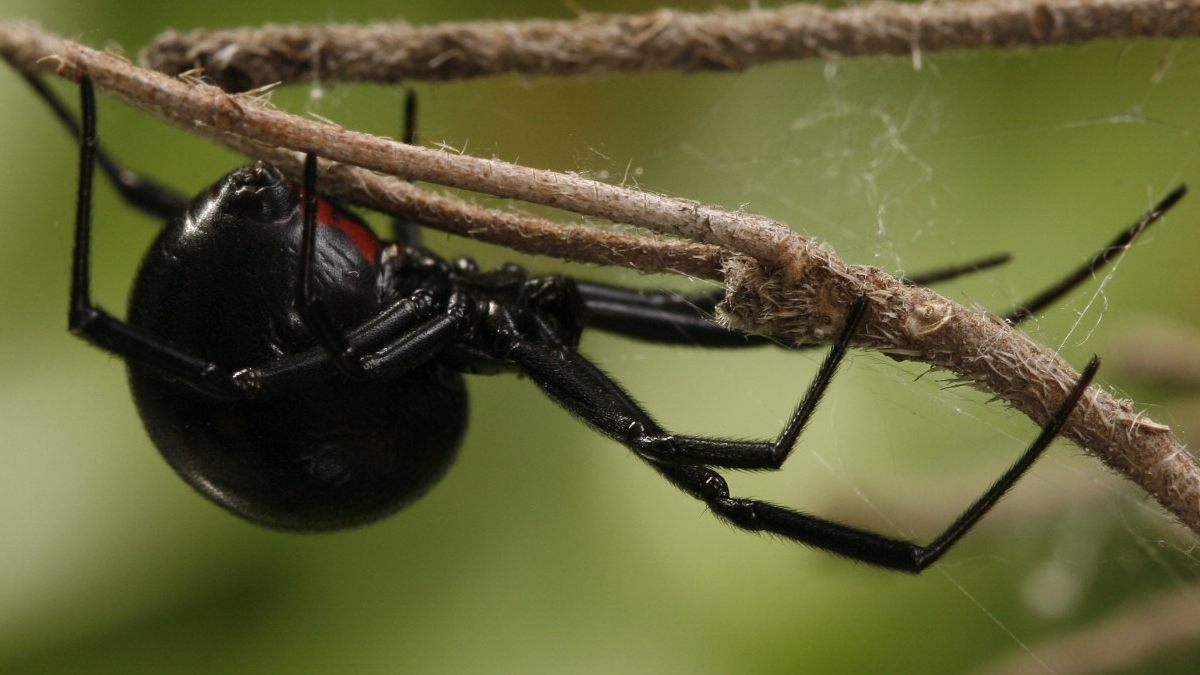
[669,356,1099,571]
[65,76,243,398]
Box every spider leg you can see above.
[576,281,769,347]
[513,280,1100,569]
[1003,185,1186,324]
[576,252,1009,348]
[391,89,423,245]
[290,152,470,384]
[900,253,1010,286]
[582,186,1182,348]
[505,297,867,471]
[662,356,1098,571]
[236,286,459,391]
[240,301,468,395]
[355,293,470,378]
[293,153,372,378]
[67,76,247,398]
[20,71,189,219]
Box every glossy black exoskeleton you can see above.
[27,72,1181,571]
[128,161,472,529]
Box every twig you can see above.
[0,23,723,277]
[138,0,1200,91]
[7,25,817,276]
[2,20,1199,537]
[228,137,727,279]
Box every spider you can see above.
[21,72,1181,572]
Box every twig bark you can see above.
[138,0,1200,91]
[3,20,1199,537]
[0,23,724,277]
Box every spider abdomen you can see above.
[129,365,467,530]
[124,163,470,530]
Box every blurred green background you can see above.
[5,1,1200,673]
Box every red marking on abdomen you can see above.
[302,192,379,263]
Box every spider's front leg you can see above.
[501,296,867,472]
[657,356,1098,571]
[278,152,472,387]
[509,303,1099,568]
[633,296,869,469]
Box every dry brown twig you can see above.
[2,18,1199,537]
[138,0,1200,91]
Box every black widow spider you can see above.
[22,72,1183,572]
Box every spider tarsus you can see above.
[1003,186,1187,325]
[902,252,1011,286]
[1156,184,1187,214]
[910,354,1100,571]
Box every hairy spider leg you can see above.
[1003,185,1185,323]
[509,306,1099,570]
[512,297,866,470]
[681,356,1100,572]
